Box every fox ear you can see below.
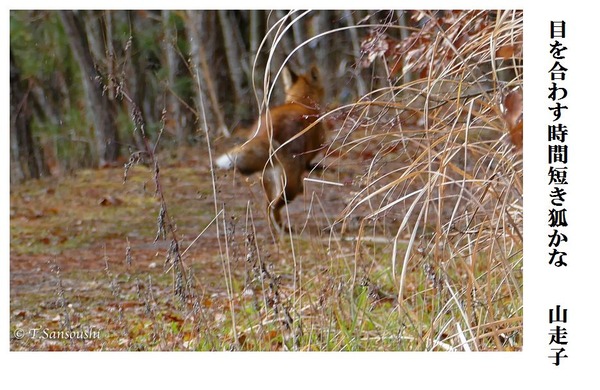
[309,64,320,81]
[282,67,297,89]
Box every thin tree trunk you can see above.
[249,10,266,107]
[30,82,60,127]
[343,10,368,97]
[274,10,296,66]
[291,13,307,68]
[122,10,149,153]
[314,10,332,102]
[185,10,229,137]
[10,52,48,181]
[218,10,245,120]
[162,10,185,149]
[104,11,117,101]
[396,10,414,84]
[59,10,120,166]
[264,11,291,103]
[83,11,105,66]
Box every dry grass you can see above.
[202,10,523,351]
[10,10,522,351]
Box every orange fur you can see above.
[216,65,325,230]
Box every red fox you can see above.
[216,65,325,230]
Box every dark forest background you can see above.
[10,10,425,182]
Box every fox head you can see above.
[282,65,324,107]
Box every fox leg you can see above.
[262,162,287,231]
[262,155,304,233]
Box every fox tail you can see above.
[215,137,275,175]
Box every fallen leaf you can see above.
[98,196,123,206]
[503,89,523,149]
[496,45,516,59]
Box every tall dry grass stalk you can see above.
[210,10,523,350]
[317,10,523,350]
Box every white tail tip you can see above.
[215,153,235,170]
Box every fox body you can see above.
[216,65,325,230]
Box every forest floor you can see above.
[10,136,522,351]
[9,141,405,351]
